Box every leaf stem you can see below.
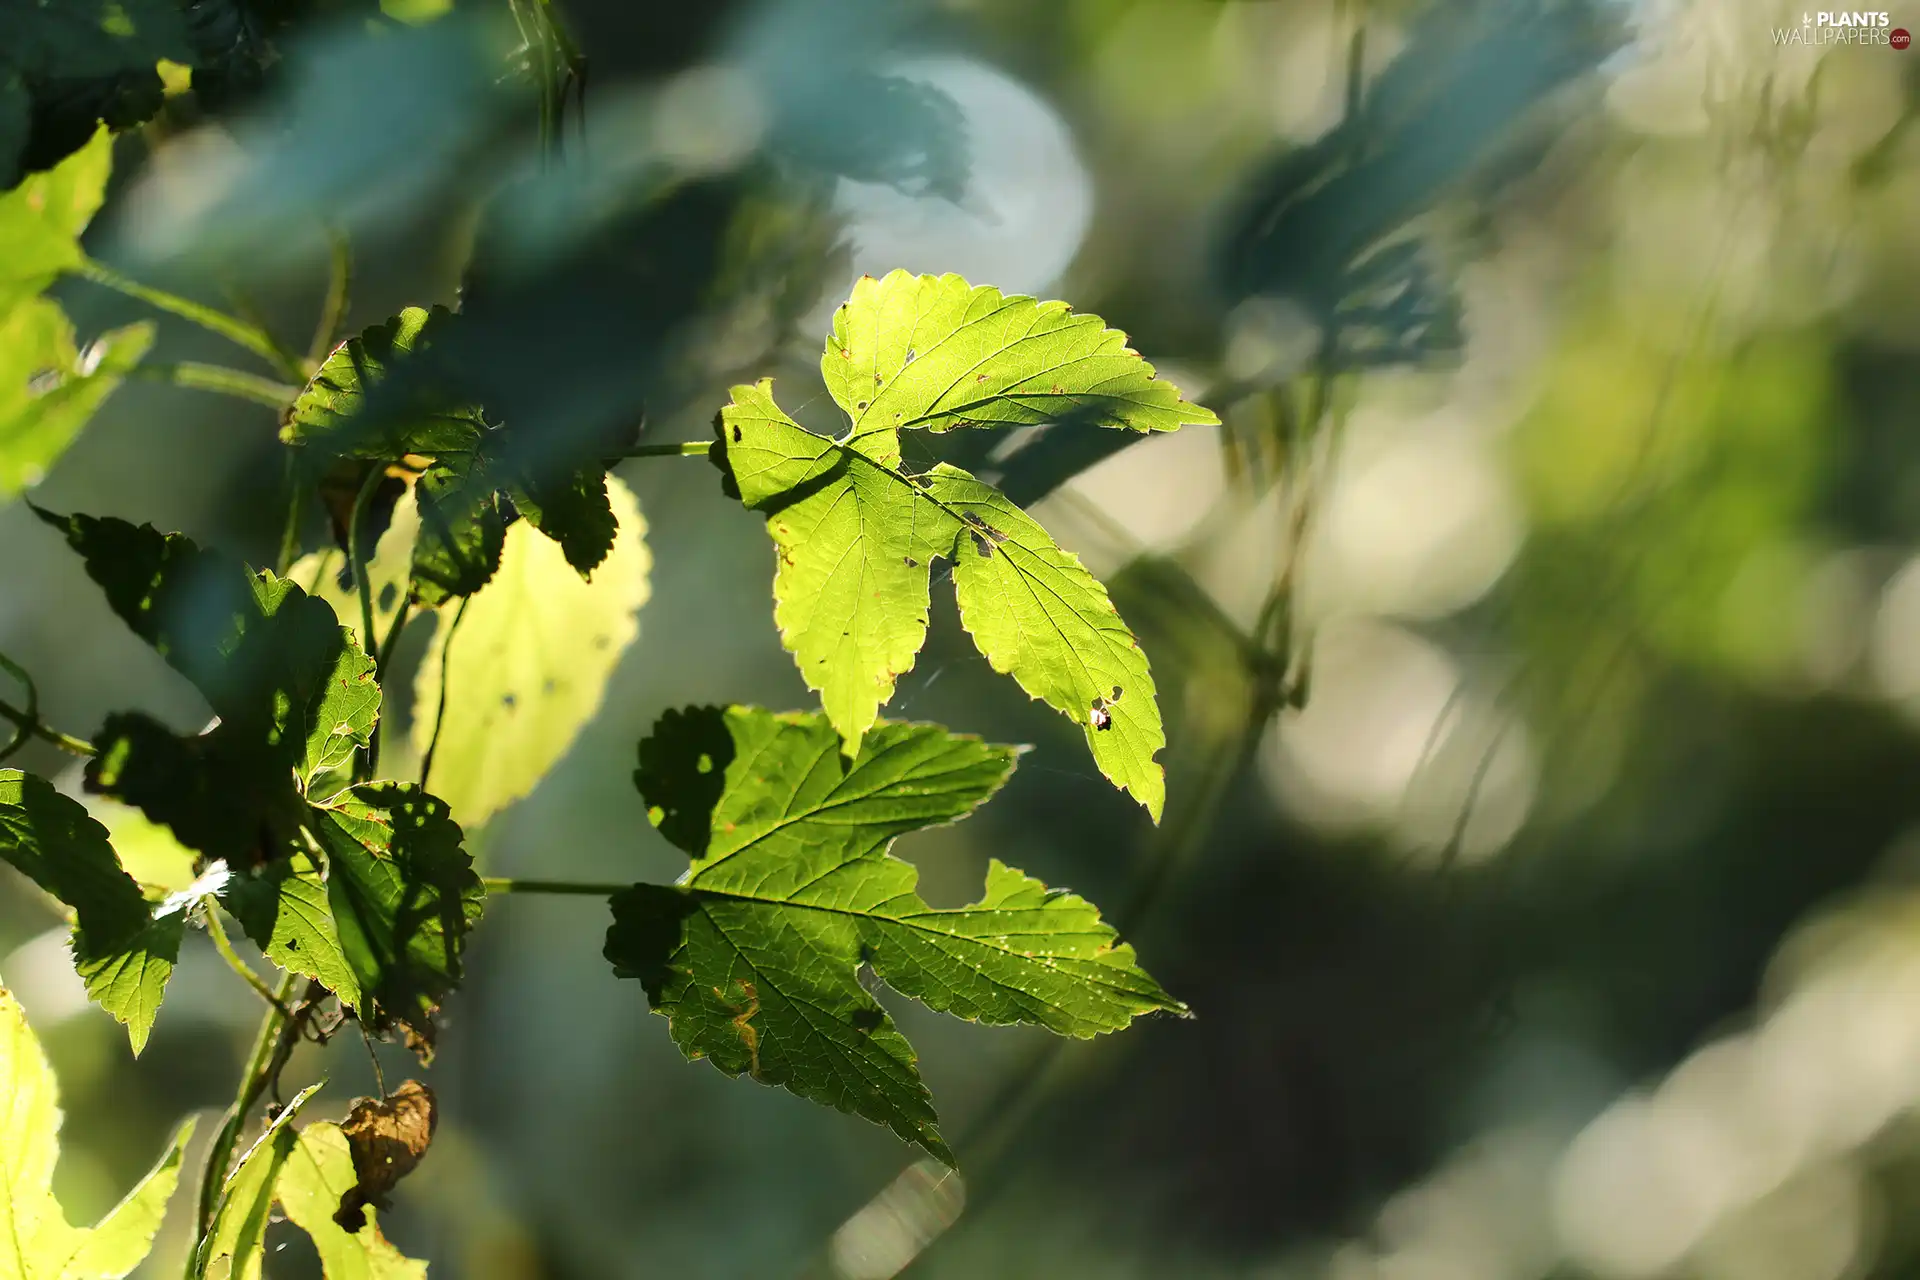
[480,877,629,896]
[191,971,308,1254]
[0,652,95,762]
[347,468,384,662]
[419,596,470,790]
[618,441,710,459]
[72,259,302,379]
[308,227,352,369]
[203,908,293,1018]
[130,361,301,408]
[277,451,307,577]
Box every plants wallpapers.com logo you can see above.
[1773,11,1912,44]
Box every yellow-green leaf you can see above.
[275,1123,427,1280]
[0,982,193,1279]
[411,475,649,830]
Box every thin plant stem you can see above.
[203,909,292,1018]
[277,451,307,577]
[480,877,629,896]
[190,970,305,1250]
[131,360,301,407]
[0,652,95,761]
[367,599,412,777]
[419,596,470,790]
[309,227,352,369]
[346,467,385,783]
[620,441,710,459]
[73,259,300,378]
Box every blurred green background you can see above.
[7,0,1920,1276]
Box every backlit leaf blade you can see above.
[282,306,482,459]
[274,1123,428,1280]
[824,270,1219,442]
[0,129,112,312]
[33,513,380,857]
[0,982,194,1279]
[0,310,152,500]
[718,371,1170,814]
[924,465,1166,819]
[199,1082,324,1280]
[0,770,181,1053]
[411,475,650,830]
[309,783,483,1047]
[605,706,1183,1162]
[720,381,959,756]
[223,852,362,1011]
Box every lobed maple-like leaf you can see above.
[604,705,1184,1162]
[713,270,1215,820]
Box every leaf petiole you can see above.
[72,259,305,380]
[480,877,629,896]
[131,361,301,408]
[616,441,711,459]
[203,908,294,1018]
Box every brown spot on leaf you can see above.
[731,424,742,442]
[333,1080,437,1233]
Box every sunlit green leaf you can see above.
[0,983,194,1278]
[0,307,152,499]
[605,706,1184,1162]
[274,1123,428,1280]
[823,270,1218,443]
[924,467,1166,820]
[223,850,362,1011]
[0,770,182,1054]
[719,330,1184,815]
[310,783,484,1045]
[283,307,482,460]
[199,1082,324,1280]
[0,129,112,308]
[412,475,649,829]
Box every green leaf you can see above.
[0,135,142,498]
[604,706,1184,1163]
[923,467,1166,821]
[0,307,152,499]
[309,783,484,1046]
[285,306,630,601]
[274,1123,428,1280]
[411,475,650,829]
[282,307,482,461]
[0,770,182,1054]
[0,129,112,311]
[35,513,380,860]
[0,982,194,1279]
[718,363,1177,817]
[223,851,362,1011]
[199,1082,324,1280]
[410,458,504,607]
[823,270,1219,442]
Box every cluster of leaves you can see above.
[4,505,483,1053]
[2,265,1206,1178]
[0,983,425,1279]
